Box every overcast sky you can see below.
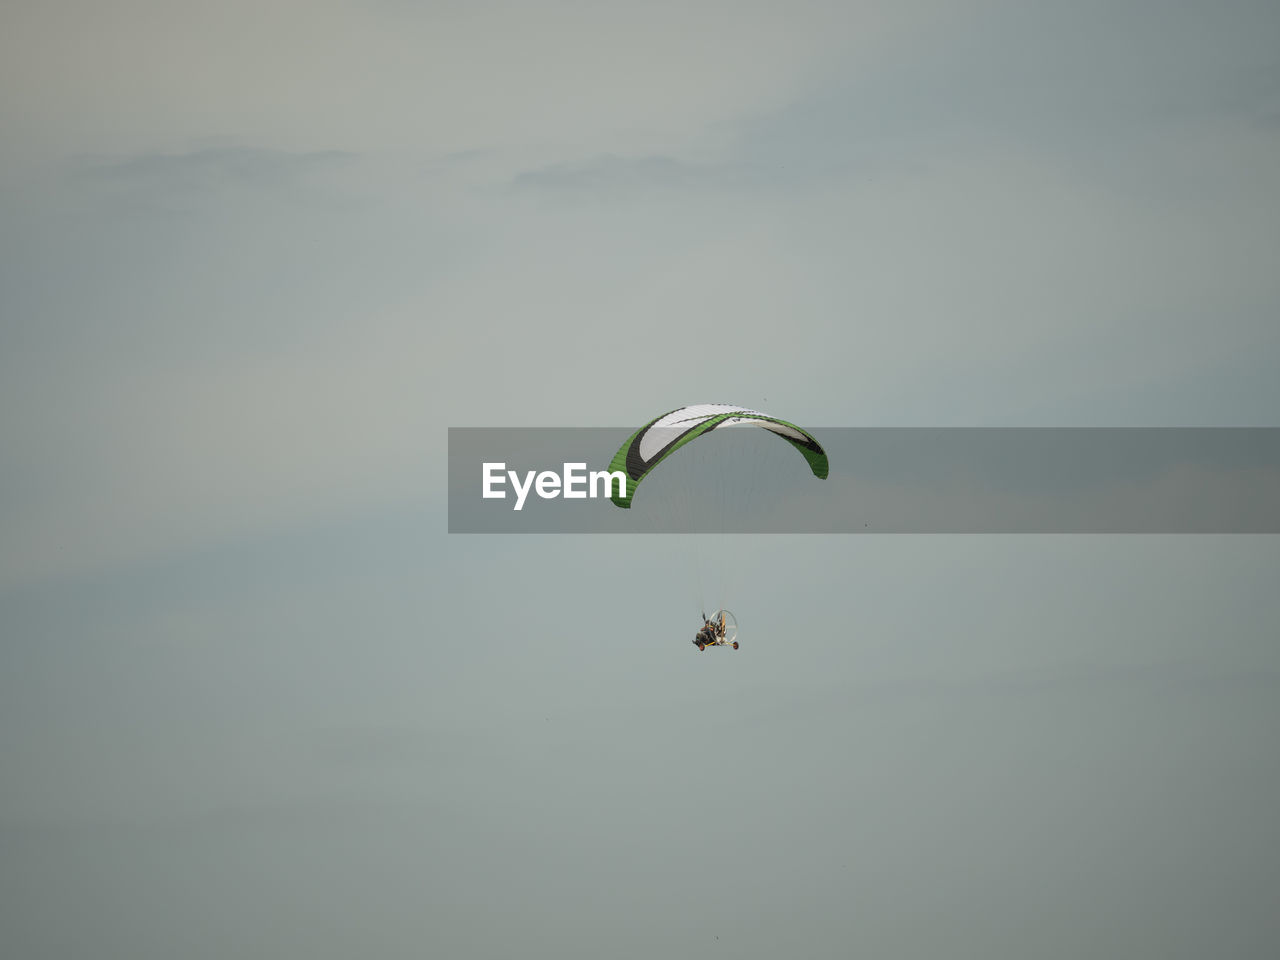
[2,2,1279,958]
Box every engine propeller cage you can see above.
[709,609,738,644]
[695,609,739,650]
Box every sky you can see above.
[2,1,1279,957]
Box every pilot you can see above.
[694,618,718,648]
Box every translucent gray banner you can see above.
[448,428,1280,533]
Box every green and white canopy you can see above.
[608,403,828,509]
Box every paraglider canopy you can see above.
[607,404,828,509]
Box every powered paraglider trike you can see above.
[608,403,828,655]
[693,609,739,651]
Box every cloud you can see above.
[3,0,1278,592]
[74,147,351,188]
[513,154,743,194]
[65,147,354,218]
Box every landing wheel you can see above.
[732,641,739,650]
